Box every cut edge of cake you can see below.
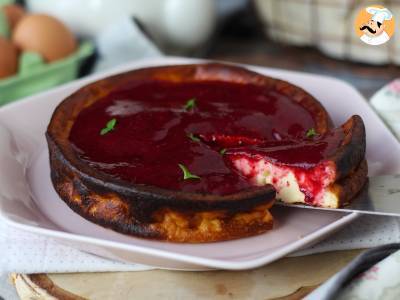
[226,115,367,208]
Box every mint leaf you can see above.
[306,128,317,138]
[187,133,200,142]
[100,118,117,135]
[178,164,201,180]
[183,98,197,111]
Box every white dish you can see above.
[1,57,399,270]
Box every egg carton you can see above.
[0,41,94,106]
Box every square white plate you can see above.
[1,57,399,270]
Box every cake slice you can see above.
[221,115,367,208]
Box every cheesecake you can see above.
[46,63,367,242]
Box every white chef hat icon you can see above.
[366,7,393,23]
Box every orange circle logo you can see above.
[354,5,395,46]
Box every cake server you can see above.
[276,175,400,217]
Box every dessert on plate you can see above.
[46,63,367,243]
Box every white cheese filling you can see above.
[232,158,339,207]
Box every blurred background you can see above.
[0,0,399,105]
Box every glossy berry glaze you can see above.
[227,128,344,169]
[69,79,322,195]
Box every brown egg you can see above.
[0,37,18,79]
[13,14,77,62]
[2,4,25,30]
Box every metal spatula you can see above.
[276,175,400,217]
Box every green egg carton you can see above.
[0,41,94,106]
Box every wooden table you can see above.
[12,250,362,300]
[12,15,396,299]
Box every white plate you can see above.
[1,57,399,270]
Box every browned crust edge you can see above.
[50,151,274,242]
[330,159,368,207]
[329,115,366,181]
